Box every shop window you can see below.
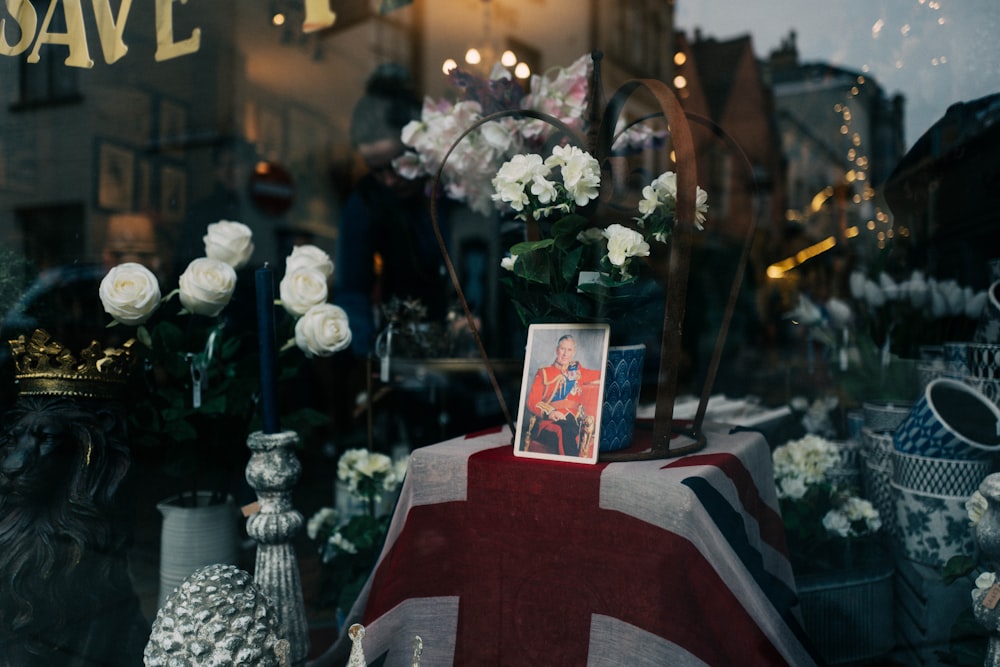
[13,0,82,110]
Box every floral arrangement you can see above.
[785,267,987,404]
[307,448,408,612]
[493,144,708,328]
[847,268,987,360]
[99,221,352,504]
[772,434,882,570]
[395,54,664,217]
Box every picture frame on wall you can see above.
[160,165,186,222]
[97,141,135,211]
[514,323,610,464]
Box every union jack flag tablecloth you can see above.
[315,422,819,666]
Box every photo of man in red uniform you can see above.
[521,332,604,458]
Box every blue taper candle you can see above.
[256,263,280,433]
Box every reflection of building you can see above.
[885,92,1000,288]
[766,31,905,258]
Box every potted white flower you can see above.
[100,221,352,606]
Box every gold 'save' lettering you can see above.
[0,0,202,67]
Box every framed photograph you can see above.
[97,142,135,211]
[514,323,610,464]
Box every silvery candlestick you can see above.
[246,430,310,665]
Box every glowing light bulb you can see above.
[674,51,687,66]
[272,13,286,26]
[501,50,517,67]
[465,48,481,65]
[514,62,531,79]
[442,58,458,75]
[673,75,687,89]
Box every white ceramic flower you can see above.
[286,244,334,278]
[203,220,254,269]
[602,224,650,271]
[280,267,329,317]
[99,262,162,325]
[294,303,352,358]
[178,257,237,317]
[977,571,997,591]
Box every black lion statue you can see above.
[0,395,149,665]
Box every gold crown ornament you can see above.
[8,329,137,399]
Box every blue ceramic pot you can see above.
[599,344,645,452]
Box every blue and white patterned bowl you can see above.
[943,341,970,379]
[893,378,1000,460]
[891,449,993,497]
[599,344,645,452]
[967,342,1000,380]
[861,428,897,537]
[862,401,912,434]
[892,483,976,568]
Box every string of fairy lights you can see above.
[766,0,952,277]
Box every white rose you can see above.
[203,220,254,269]
[178,258,237,317]
[286,244,334,278]
[99,262,162,325]
[280,267,329,316]
[295,303,352,358]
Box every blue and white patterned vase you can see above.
[599,344,645,452]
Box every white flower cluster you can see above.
[491,145,601,218]
[772,434,843,500]
[99,221,351,359]
[849,269,988,320]
[638,171,709,235]
[396,56,599,216]
[279,244,352,358]
[821,495,882,538]
[337,448,408,500]
[306,507,338,540]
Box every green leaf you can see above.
[942,555,978,584]
[509,238,554,255]
[559,245,584,286]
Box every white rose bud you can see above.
[286,244,334,278]
[99,262,162,325]
[203,220,254,269]
[280,267,329,317]
[178,257,237,317]
[295,303,352,358]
